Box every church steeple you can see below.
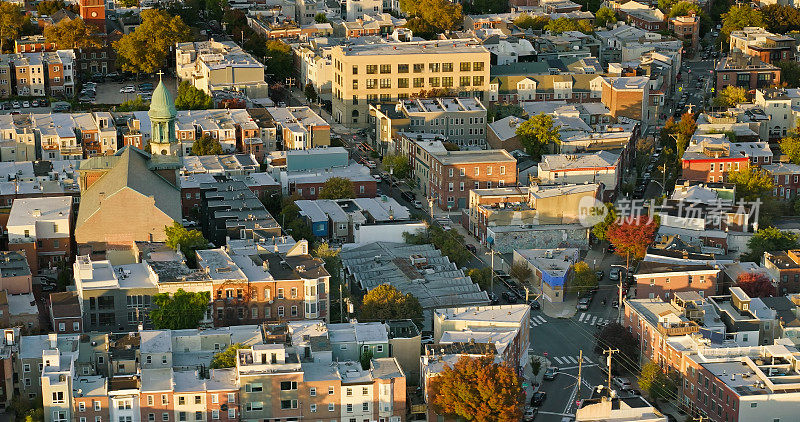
[148,72,178,155]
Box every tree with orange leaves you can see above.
[606,216,658,267]
[428,355,524,422]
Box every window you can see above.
[247,402,263,411]
[363,403,369,411]
[347,387,353,396]
[194,396,201,405]
[413,77,424,88]
[328,403,335,412]
[277,288,284,299]
[473,62,484,71]
[94,401,101,411]
[362,387,369,395]
[281,381,298,390]
[429,77,440,87]
[79,402,86,411]
[211,410,219,420]
[442,77,453,87]
[379,78,391,89]
[280,400,298,410]
[147,396,153,405]
[398,78,408,88]
[460,62,471,71]
[291,305,298,316]
[329,386,335,395]
[228,393,235,403]
[429,63,440,72]
[380,64,391,74]
[148,415,155,422]
[366,79,376,89]
[366,65,377,74]
[347,404,354,413]
[179,397,186,405]
[398,64,409,73]
[179,413,186,422]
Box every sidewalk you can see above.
[542,295,578,319]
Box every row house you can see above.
[537,151,622,201]
[633,261,721,300]
[267,106,331,150]
[14,36,57,53]
[6,196,72,276]
[669,14,700,53]
[763,250,800,294]
[427,149,517,210]
[729,27,796,65]
[7,50,75,98]
[198,179,282,246]
[125,109,262,157]
[763,162,800,201]
[0,111,117,160]
[286,163,378,200]
[753,88,800,141]
[370,97,487,153]
[487,74,603,104]
[178,171,279,217]
[608,0,668,32]
[16,323,408,422]
[196,241,330,326]
[715,52,781,92]
[681,134,772,183]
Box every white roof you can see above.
[7,196,71,227]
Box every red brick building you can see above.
[634,261,721,300]
[763,162,800,200]
[715,53,781,91]
[600,76,649,121]
[670,14,700,53]
[763,250,800,294]
[428,149,517,210]
[681,135,771,183]
[49,291,82,334]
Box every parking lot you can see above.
[83,74,178,105]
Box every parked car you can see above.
[543,367,558,380]
[465,244,477,253]
[529,300,541,310]
[31,100,39,107]
[530,391,547,406]
[105,72,121,81]
[609,267,621,281]
[502,291,518,303]
[401,190,415,202]
[120,85,135,93]
[614,377,633,391]
[488,292,499,305]
[12,101,20,109]
[41,284,55,292]
[1,103,9,110]
[412,200,423,209]
[595,270,604,280]
[607,244,616,253]
[91,72,105,82]
[524,407,538,422]
[576,297,591,311]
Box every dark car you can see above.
[595,270,604,280]
[488,292,499,305]
[400,190,415,202]
[529,300,540,310]
[607,243,616,253]
[91,72,105,82]
[543,367,557,380]
[466,244,477,254]
[502,291,518,303]
[530,391,547,406]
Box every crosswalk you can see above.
[529,315,547,327]
[550,355,593,366]
[576,312,610,326]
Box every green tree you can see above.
[639,361,679,401]
[191,134,224,156]
[571,261,598,294]
[762,4,800,33]
[164,221,208,266]
[278,196,315,242]
[658,0,678,11]
[591,203,619,241]
[780,131,800,165]
[669,1,702,17]
[595,7,617,27]
[428,355,524,422]
[382,154,411,179]
[712,85,747,107]
[117,96,150,111]
[0,2,26,53]
[314,242,349,321]
[175,81,213,110]
[265,40,293,81]
[743,227,799,262]
[721,5,764,42]
[404,17,436,40]
[777,60,800,88]
[22,408,44,422]
[545,17,594,34]
[113,9,191,74]
[304,83,318,102]
[319,177,355,199]
[210,343,250,369]
[149,289,210,329]
[118,0,139,6]
[314,12,329,23]
[513,13,549,30]
[360,284,423,322]
[726,168,773,201]
[463,0,508,14]
[359,348,373,370]
[400,0,462,32]
[467,267,492,290]
[515,113,561,159]
[37,0,74,16]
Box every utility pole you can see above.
[576,349,583,406]
[603,348,619,397]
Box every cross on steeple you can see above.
[156,70,164,81]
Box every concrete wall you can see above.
[356,222,426,244]
[489,226,589,253]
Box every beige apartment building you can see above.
[330,40,491,128]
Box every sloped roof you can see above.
[76,147,181,229]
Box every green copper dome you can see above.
[148,76,177,121]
